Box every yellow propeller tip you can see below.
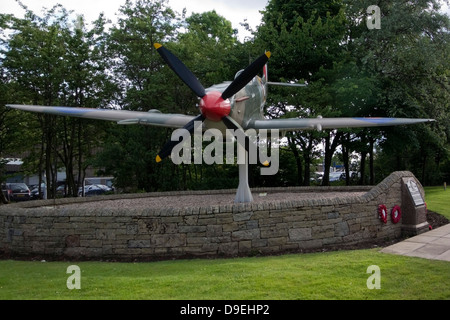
[263,161,270,167]
[154,43,162,49]
[265,51,271,59]
[156,155,162,163]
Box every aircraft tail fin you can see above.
[267,81,308,87]
[263,56,307,87]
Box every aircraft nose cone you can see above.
[199,91,231,122]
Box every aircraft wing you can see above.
[6,104,195,128]
[249,117,435,131]
[6,105,435,131]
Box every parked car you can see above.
[329,172,346,182]
[78,184,112,197]
[30,183,46,200]
[310,172,323,183]
[2,183,31,202]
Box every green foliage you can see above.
[344,0,450,185]
[257,0,449,186]
[0,3,117,197]
[0,0,449,192]
[178,10,240,87]
[95,2,252,192]
[108,0,178,112]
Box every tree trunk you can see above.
[0,190,9,204]
[359,151,366,185]
[288,136,303,186]
[302,135,314,186]
[322,131,342,186]
[369,137,375,185]
[343,146,350,186]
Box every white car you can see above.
[78,184,112,197]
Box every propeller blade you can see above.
[154,43,206,98]
[221,52,271,100]
[221,116,250,152]
[156,114,205,163]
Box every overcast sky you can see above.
[0,0,269,40]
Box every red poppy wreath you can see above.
[391,205,402,224]
[378,204,388,224]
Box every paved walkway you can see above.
[381,224,450,262]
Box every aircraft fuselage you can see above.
[203,74,267,133]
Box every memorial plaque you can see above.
[406,179,424,206]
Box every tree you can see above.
[344,0,450,185]
[178,10,239,86]
[0,59,36,203]
[55,14,116,197]
[1,5,67,197]
[256,0,449,186]
[96,0,181,192]
[256,0,349,185]
[2,4,117,198]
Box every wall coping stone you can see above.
[0,171,415,215]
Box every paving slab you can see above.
[381,224,450,262]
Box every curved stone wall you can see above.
[0,171,426,261]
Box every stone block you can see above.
[335,221,350,237]
[197,217,217,226]
[327,212,340,219]
[65,235,80,247]
[80,239,102,247]
[151,234,186,247]
[246,220,259,229]
[298,239,322,250]
[186,236,209,245]
[178,225,206,233]
[126,224,138,235]
[260,226,288,238]
[259,217,283,227]
[232,229,260,241]
[218,242,238,255]
[289,228,311,241]
[206,225,223,237]
[268,237,287,246]
[202,243,219,252]
[252,238,268,248]
[233,212,253,222]
[222,222,239,232]
[238,240,252,253]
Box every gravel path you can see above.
[57,191,368,210]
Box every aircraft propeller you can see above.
[154,43,270,163]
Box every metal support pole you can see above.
[235,143,253,203]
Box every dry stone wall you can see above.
[0,171,420,261]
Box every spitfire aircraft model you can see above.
[7,43,434,203]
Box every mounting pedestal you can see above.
[235,143,253,203]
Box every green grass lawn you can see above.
[424,186,450,219]
[0,187,448,300]
[0,249,449,300]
